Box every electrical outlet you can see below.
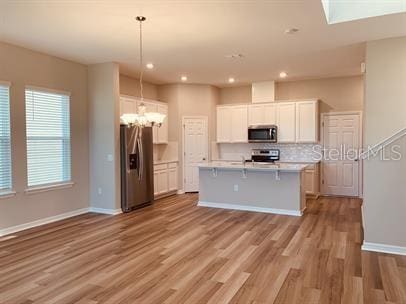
[107,154,113,162]
[97,187,102,195]
[233,184,239,192]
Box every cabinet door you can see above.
[296,101,318,143]
[157,104,168,144]
[142,102,159,143]
[277,102,296,142]
[304,169,315,194]
[231,106,248,142]
[216,107,232,143]
[157,170,168,195]
[248,105,264,126]
[168,167,178,191]
[264,104,277,125]
[153,171,159,196]
[120,97,136,116]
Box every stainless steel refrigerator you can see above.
[120,125,154,212]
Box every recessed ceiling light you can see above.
[181,76,188,82]
[284,28,299,34]
[146,63,154,69]
[279,71,288,78]
[228,77,235,83]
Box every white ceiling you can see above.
[0,0,405,87]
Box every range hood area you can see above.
[251,81,275,103]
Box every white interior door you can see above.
[183,117,208,192]
[322,113,360,197]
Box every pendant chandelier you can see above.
[120,16,165,127]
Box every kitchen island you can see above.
[198,162,309,216]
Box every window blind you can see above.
[25,88,71,187]
[0,84,12,192]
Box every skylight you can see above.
[322,0,406,24]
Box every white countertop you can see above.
[211,159,320,164]
[198,161,309,172]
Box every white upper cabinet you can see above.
[296,100,318,143]
[119,96,169,145]
[217,100,318,144]
[216,106,232,143]
[277,102,296,143]
[264,104,277,125]
[120,97,136,116]
[231,105,248,142]
[248,103,277,125]
[217,105,248,143]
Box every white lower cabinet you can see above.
[154,162,178,198]
[303,163,320,196]
[168,168,178,192]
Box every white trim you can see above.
[0,208,89,237]
[320,111,363,198]
[0,80,11,87]
[89,207,122,215]
[25,182,74,195]
[25,85,71,97]
[182,116,209,192]
[0,190,17,199]
[362,242,406,256]
[197,201,302,216]
[177,189,185,195]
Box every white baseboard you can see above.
[362,242,406,256]
[0,206,123,237]
[88,207,122,215]
[0,208,90,237]
[197,201,302,216]
[177,190,185,195]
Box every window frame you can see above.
[24,86,73,191]
[0,81,14,198]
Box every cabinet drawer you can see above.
[168,162,178,169]
[154,164,168,171]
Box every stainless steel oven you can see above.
[248,125,277,143]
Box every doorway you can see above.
[182,116,208,192]
[321,112,362,197]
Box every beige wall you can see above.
[158,84,219,190]
[219,85,251,104]
[363,37,406,249]
[276,76,364,112]
[218,76,364,112]
[119,74,159,100]
[88,63,121,211]
[0,42,89,230]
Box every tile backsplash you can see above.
[214,143,322,162]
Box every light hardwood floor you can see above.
[1,194,405,304]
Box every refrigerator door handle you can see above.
[138,137,144,180]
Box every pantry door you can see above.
[322,112,361,197]
[183,116,208,192]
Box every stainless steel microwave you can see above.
[248,125,277,143]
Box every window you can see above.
[25,87,71,187]
[0,83,12,193]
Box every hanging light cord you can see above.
[139,18,144,101]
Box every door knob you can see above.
[203,158,206,161]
